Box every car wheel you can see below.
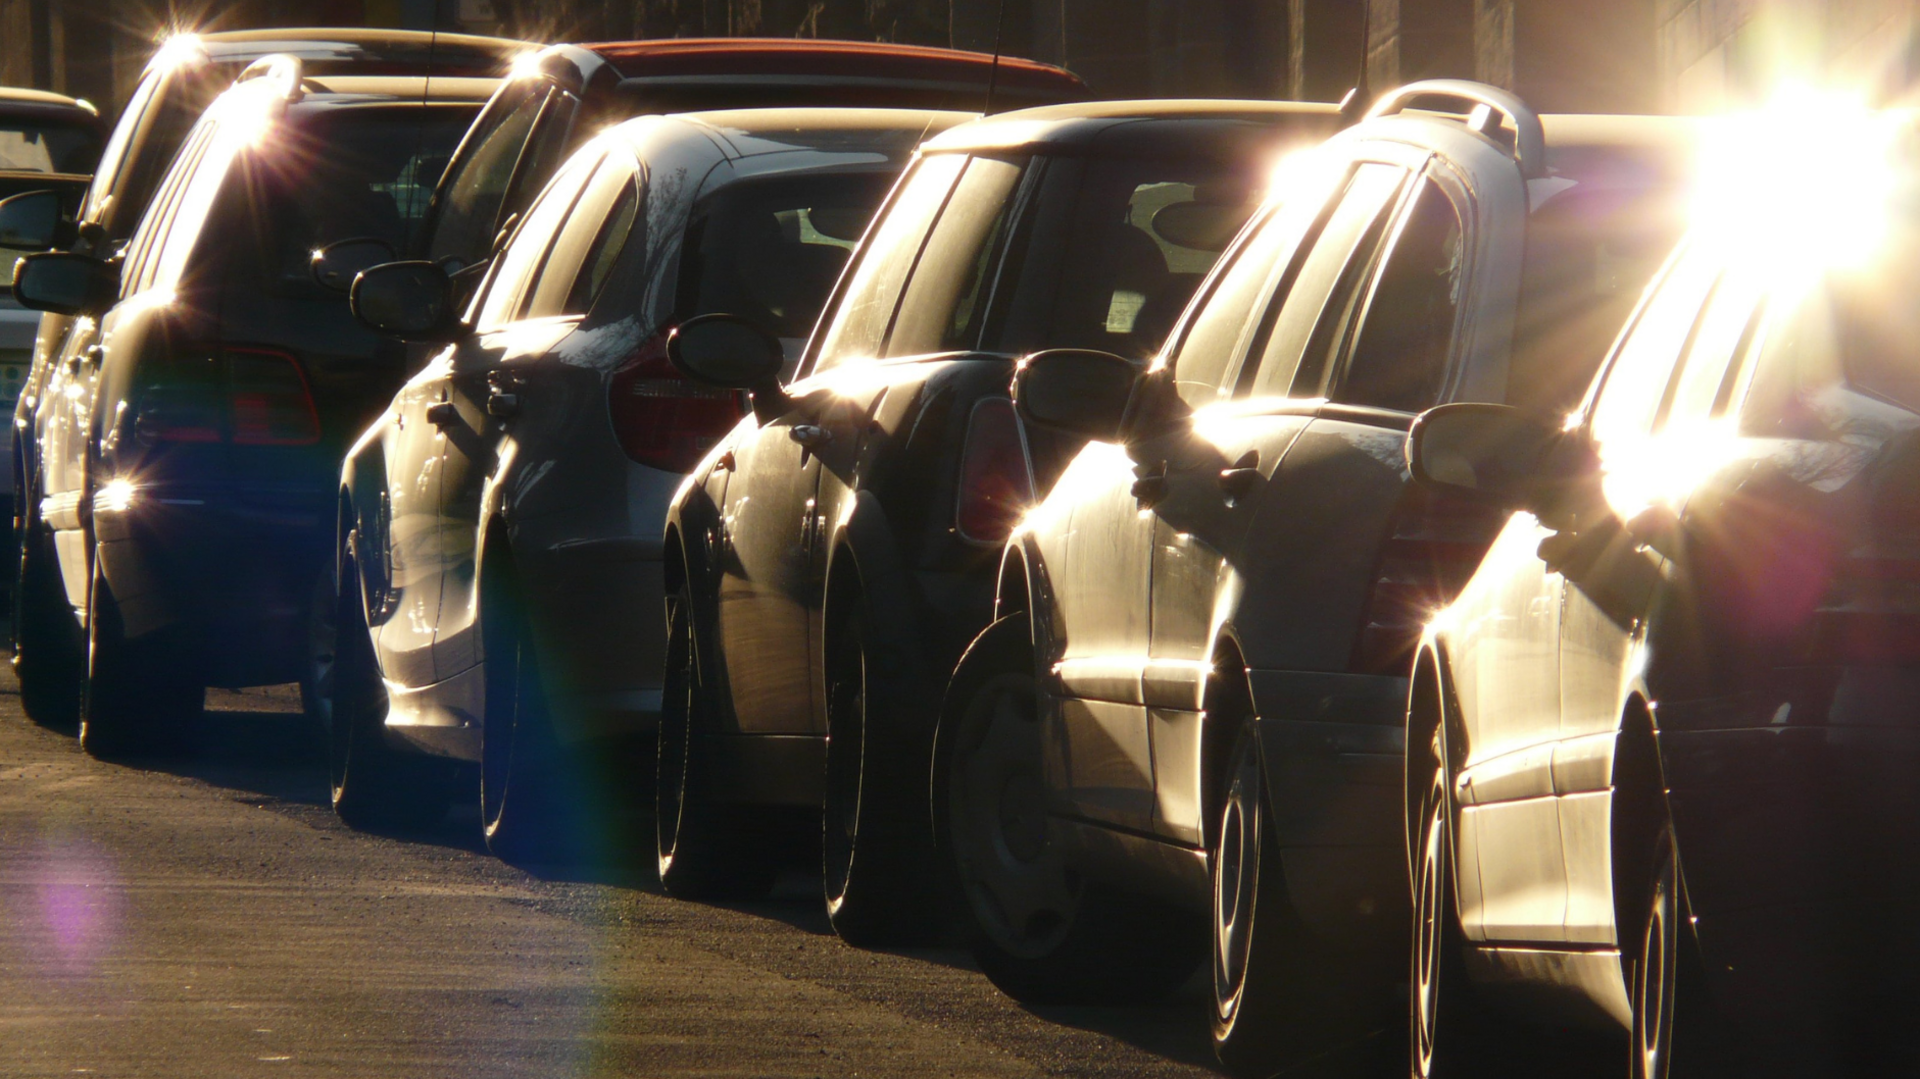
[1633,832,1680,1079]
[79,547,201,758]
[480,572,573,864]
[655,580,778,900]
[1411,722,1490,1079]
[944,620,1201,1004]
[13,513,82,728]
[299,568,334,731]
[823,608,937,946]
[326,553,453,830]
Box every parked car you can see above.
[658,99,1340,941]
[9,56,495,757]
[9,28,517,727]
[938,82,1700,1072]
[407,37,1085,301]
[0,87,103,525]
[1405,105,1920,1079]
[331,107,968,854]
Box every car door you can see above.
[1139,158,1412,843]
[422,149,607,681]
[1555,252,1756,946]
[715,154,965,734]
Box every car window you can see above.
[476,150,600,330]
[524,152,642,319]
[496,92,580,249]
[995,157,1262,361]
[424,82,550,267]
[1505,180,1692,416]
[121,118,214,297]
[1588,248,1718,444]
[0,117,98,174]
[242,107,478,296]
[1658,269,1763,430]
[83,70,160,224]
[1243,162,1408,399]
[812,154,967,373]
[886,156,1025,357]
[97,66,226,242]
[677,171,894,345]
[1334,177,1465,412]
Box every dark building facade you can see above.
[3,1,1919,119]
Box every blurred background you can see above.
[7,0,1920,132]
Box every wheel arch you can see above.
[1200,630,1258,853]
[1610,691,1669,961]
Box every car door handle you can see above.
[485,392,519,418]
[713,450,735,473]
[1131,461,1167,508]
[425,402,458,427]
[789,424,832,449]
[1218,467,1260,498]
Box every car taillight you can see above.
[608,331,745,472]
[133,348,319,447]
[1352,489,1506,675]
[955,397,1034,543]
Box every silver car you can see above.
[330,107,969,859]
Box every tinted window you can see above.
[96,66,227,241]
[525,153,642,319]
[476,152,599,330]
[1337,179,1464,411]
[1506,178,1691,415]
[886,156,1024,357]
[1739,250,1920,435]
[83,70,160,225]
[120,119,215,297]
[424,82,549,266]
[1244,163,1407,398]
[244,107,480,296]
[0,118,98,174]
[812,154,966,371]
[998,157,1261,360]
[678,171,893,344]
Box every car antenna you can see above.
[983,0,1008,116]
[1338,1,1372,123]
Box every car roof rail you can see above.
[1366,79,1545,178]
[234,53,306,102]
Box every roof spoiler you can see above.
[1367,79,1546,179]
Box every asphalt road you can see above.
[0,673,1239,1079]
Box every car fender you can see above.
[822,488,932,736]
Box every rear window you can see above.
[675,172,894,340]
[1506,158,1691,415]
[997,155,1261,360]
[0,117,98,174]
[240,107,480,294]
[1742,247,1920,434]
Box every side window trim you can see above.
[873,156,978,358]
[968,154,1047,353]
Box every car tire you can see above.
[1410,721,1494,1079]
[1211,714,1359,1075]
[1631,829,1736,1079]
[655,580,778,900]
[823,607,938,946]
[480,569,574,865]
[326,553,454,831]
[299,568,335,732]
[79,548,201,758]
[14,513,83,728]
[944,618,1201,1005]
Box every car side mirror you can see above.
[12,251,117,314]
[350,261,460,340]
[312,237,398,293]
[1013,349,1140,442]
[0,189,69,255]
[1408,403,1571,507]
[668,313,787,390]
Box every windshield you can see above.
[1506,161,1692,415]
[243,106,479,294]
[674,171,894,339]
[996,154,1262,360]
[0,118,98,174]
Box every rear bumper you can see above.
[92,484,329,686]
[1251,669,1409,962]
[1659,667,1920,1067]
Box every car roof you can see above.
[0,86,102,126]
[660,107,976,160]
[293,75,502,107]
[191,28,521,75]
[1345,108,1705,186]
[582,37,1084,104]
[922,99,1344,157]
